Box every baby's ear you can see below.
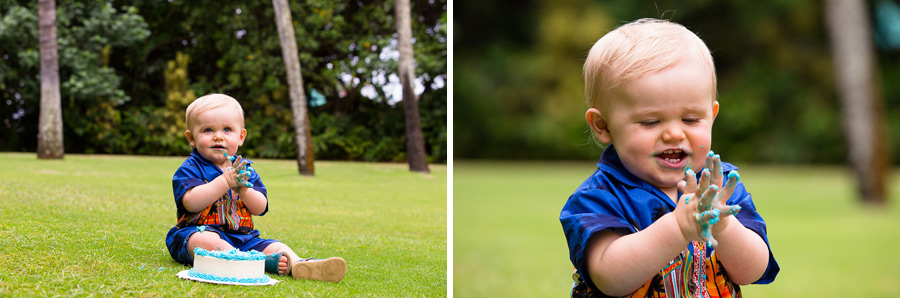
[185,130,195,147]
[712,100,720,120]
[585,108,613,144]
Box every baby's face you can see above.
[602,61,717,196]
[186,106,246,166]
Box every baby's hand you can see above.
[702,152,742,237]
[223,153,254,188]
[674,168,709,244]
[676,151,742,248]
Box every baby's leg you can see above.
[261,243,346,282]
[261,242,300,275]
[186,231,234,258]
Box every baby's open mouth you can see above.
[656,149,687,163]
[210,145,226,151]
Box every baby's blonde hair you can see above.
[584,18,717,109]
[185,93,245,131]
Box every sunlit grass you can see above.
[454,160,900,298]
[0,153,446,297]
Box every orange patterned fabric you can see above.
[176,189,255,234]
[571,242,740,298]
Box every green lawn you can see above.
[454,161,900,298]
[0,153,446,297]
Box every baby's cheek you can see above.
[689,154,707,171]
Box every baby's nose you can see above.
[661,125,685,142]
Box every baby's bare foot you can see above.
[279,254,289,274]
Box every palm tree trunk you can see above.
[37,0,63,159]
[395,0,430,173]
[272,0,314,176]
[825,0,890,204]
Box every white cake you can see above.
[186,247,272,284]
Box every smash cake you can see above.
[176,247,278,285]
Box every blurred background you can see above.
[0,0,447,163]
[454,1,900,297]
[456,0,900,164]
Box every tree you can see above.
[1,1,149,154]
[825,0,890,204]
[2,1,446,163]
[272,0,315,176]
[395,0,429,173]
[37,0,62,159]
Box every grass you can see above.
[454,160,900,298]
[0,153,446,297]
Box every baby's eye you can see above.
[639,120,659,127]
[224,127,232,132]
[203,128,213,133]
[683,118,700,124]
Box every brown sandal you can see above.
[291,257,347,282]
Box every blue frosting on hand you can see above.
[727,171,740,181]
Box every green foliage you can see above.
[164,52,196,136]
[455,1,609,160]
[0,153,447,296]
[455,0,898,164]
[0,0,150,154]
[0,0,447,163]
[309,102,409,162]
[56,2,149,106]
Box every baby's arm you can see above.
[584,209,695,296]
[708,214,768,284]
[181,168,240,213]
[238,186,267,215]
[702,154,769,284]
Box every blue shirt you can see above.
[172,149,268,233]
[560,145,779,291]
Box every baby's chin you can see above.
[643,173,684,190]
[199,150,228,163]
[656,180,683,191]
[628,166,683,188]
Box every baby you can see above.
[165,93,346,282]
[560,19,779,297]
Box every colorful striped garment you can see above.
[571,242,740,298]
[177,188,254,233]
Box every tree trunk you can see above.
[37,0,63,159]
[395,0,430,173]
[825,0,890,205]
[272,0,314,176]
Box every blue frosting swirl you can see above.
[193,247,266,261]
[186,269,271,284]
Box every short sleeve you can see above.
[172,161,206,215]
[560,189,636,290]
